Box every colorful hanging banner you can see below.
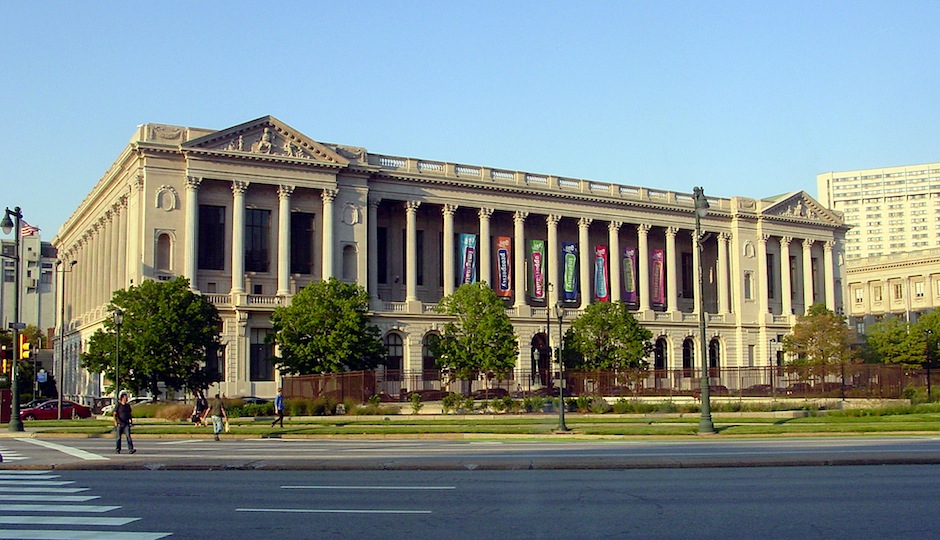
[495,236,512,297]
[459,233,477,285]
[594,245,609,302]
[529,239,546,300]
[651,249,665,306]
[562,242,578,301]
[623,247,637,303]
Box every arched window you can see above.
[342,244,358,281]
[682,338,694,378]
[156,233,172,271]
[654,337,668,371]
[422,333,440,381]
[709,338,721,375]
[384,333,403,381]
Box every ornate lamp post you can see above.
[1,207,25,432]
[554,301,569,432]
[55,259,77,420]
[113,308,124,404]
[693,187,715,434]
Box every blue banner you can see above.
[459,233,478,285]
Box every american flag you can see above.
[20,221,40,237]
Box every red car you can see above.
[19,400,92,420]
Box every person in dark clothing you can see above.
[193,392,209,426]
[113,393,136,454]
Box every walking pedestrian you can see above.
[113,393,136,454]
[271,387,285,428]
[204,393,227,441]
[192,392,208,426]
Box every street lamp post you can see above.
[1,207,25,432]
[769,338,777,398]
[926,329,934,398]
[55,259,77,420]
[554,301,569,432]
[693,187,715,434]
[113,308,124,404]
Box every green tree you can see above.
[564,302,654,372]
[782,303,857,382]
[863,316,919,366]
[433,283,518,391]
[270,277,384,374]
[81,277,222,398]
[912,310,940,369]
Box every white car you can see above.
[102,396,154,414]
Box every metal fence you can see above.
[284,365,937,402]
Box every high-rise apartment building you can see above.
[817,162,940,259]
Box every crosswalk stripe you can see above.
[0,471,51,474]
[0,475,60,480]
[0,481,73,486]
[0,516,140,526]
[17,439,109,461]
[0,488,88,494]
[0,504,120,513]
[0,531,171,539]
[0,495,99,503]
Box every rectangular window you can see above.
[789,256,797,298]
[416,230,425,286]
[854,288,864,304]
[681,252,694,299]
[766,253,775,299]
[245,209,271,273]
[747,345,755,368]
[249,328,274,381]
[290,212,315,275]
[873,285,883,302]
[893,283,904,301]
[743,271,753,300]
[915,281,925,298]
[198,205,226,270]
[206,343,225,382]
[377,227,388,284]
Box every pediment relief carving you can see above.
[763,191,839,224]
[184,116,349,166]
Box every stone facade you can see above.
[53,116,847,402]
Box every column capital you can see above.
[232,180,249,195]
[278,184,295,198]
[665,226,678,238]
[824,239,835,252]
[780,236,793,248]
[513,210,528,223]
[718,232,732,243]
[608,221,623,232]
[637,223,652,235]
[547,214,562,226]
[759,234,770,245]
[802,238,814,250]
[478,208,494,220]
[578,217,593,229]
[405,200,421,213]
[321,188,338,203]
[442,203,458,216]
[186,176,202,190]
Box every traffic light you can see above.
[19,334,30,360]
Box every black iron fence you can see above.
[284,365,936,402]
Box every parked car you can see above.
[405,389,451,401]
[20,400,92,420]
[742,384,776,396]
[471,388,510,400]
[241,396,269,404]
[692,385,730,398]
[21,398,51,409]
[102,396,154,414]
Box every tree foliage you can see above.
[865,311,940,368]
[563,302,654,371]
[432,283,518,387]
[81,277,222,398]
[782,303,857,367]
[270,277,384,374]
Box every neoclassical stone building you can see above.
[53,116,847,401]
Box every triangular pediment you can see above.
[762,191,842,225]
[183,116,349,166]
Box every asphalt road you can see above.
[3,436,940,470]
[1,466,939,539]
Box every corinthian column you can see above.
[638,224,651,312]
[405,201,421,302]
[184,176,201,287]
[665,226,678,313]
[779,237,792,315]
[547,214,561,308]
[802,239,814,313]
[442,204,457,296]
[231,180,249,294]
[717,232,730,315]
[277,184,294,296]
[479,208,493,286]
[513,211,527,308]
[321,189,337,279]
[608,221,622,303]
[578,217,592,309]
[757,235,769,314]
[824,240,836,310]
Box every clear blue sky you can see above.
[2,1,938,238]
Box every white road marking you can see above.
[0,504,120,513]
[0,495,99,503]
[0,488,88,494]
[154,440,199,445]
[0,516,139,526]
[237,508,431,514]
[0,531,170,539]
[0,470,52,474]
[18,439,109,461]
[0,481,74,486]
[282,485,455,490]
[0,475,60,480]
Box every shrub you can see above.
[367,394,381,407]
[588,397,611,414]
[410,393,424,414]
[441,393,465,414]
[350,404,399,415]
[154,403,192,421]
[522,396,544,413]
[575,396,593,413]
